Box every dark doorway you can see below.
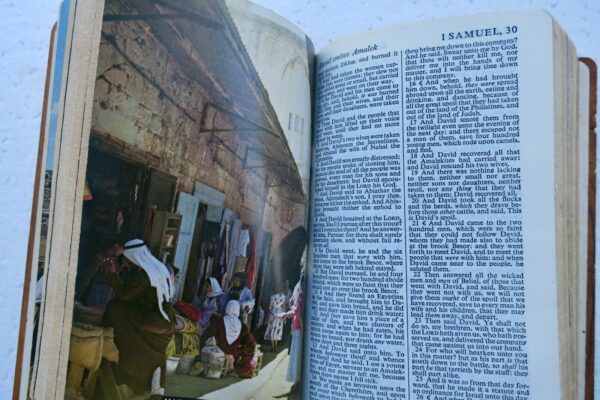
[76,146,146,300]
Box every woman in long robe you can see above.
[103,239,175,394]
[202,300,256,378]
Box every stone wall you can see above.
[91,5,306,254]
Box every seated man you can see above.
[202,300,256,378]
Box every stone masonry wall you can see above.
[91,6,306,252]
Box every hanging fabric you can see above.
[238,229,250,257]
[246,230,258,290]
[212,226,228,284]
[220,209,236,235]
[221,224,230,288]
[192,243,208,302]
[226,219,243,283]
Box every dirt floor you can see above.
[245,352,298,400]
[104,346,302,400]
[164,349,280,398]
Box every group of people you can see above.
[196,272,257,378]
[77,238,305,396]
[197,272,254,330]
[203,273,304,392]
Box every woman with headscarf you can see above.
[201,300,256,378]
[199,277,224,330]
[222,272,254,325]
[102,239,175,395]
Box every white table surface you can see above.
[0,0,598,396]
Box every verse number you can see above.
[505,26,518,34]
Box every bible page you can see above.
[306,10,561,400]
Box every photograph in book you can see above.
[19,2,595,400]
[29,0,313,399]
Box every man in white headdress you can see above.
[103,239,175,395]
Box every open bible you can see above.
[17,1,595,399]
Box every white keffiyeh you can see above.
[123,239,172,321]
